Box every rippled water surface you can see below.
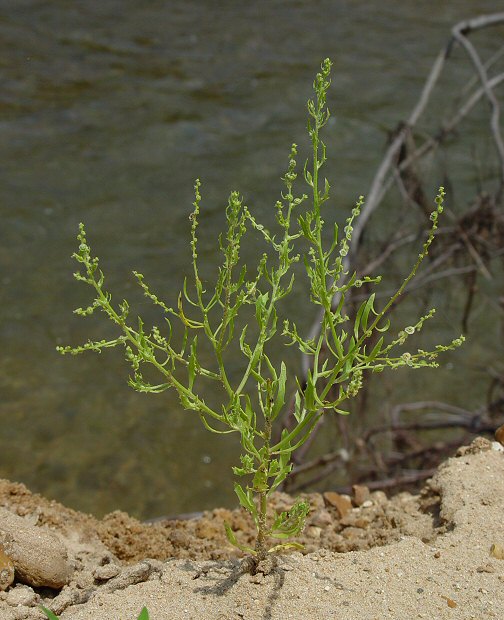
[1,0,502,518]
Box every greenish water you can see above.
[1,0,502,519]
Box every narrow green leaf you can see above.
[239,325,251,357]
[368,335,384,361]
[335,408,350,415]
[293,391,304,423]
[234,483,256,516]
[183,276,198,307]
[224,522,256,555]
[272,361,287,419]
[304,161,313,187]
[188,336,198,390]
[304,370,315,411]
[269,458,292,493]
[39,608,59,620]
[280,444,292,468]
[354,299,366,340]
[361,293,376,334]
[255,293,268,326]
[137,608,150,620]
[375,317,391,333]
[268,542,304,554]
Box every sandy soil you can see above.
[0,437,503,619]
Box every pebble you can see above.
[281,563,294,571]
[323,492,352,518]
[250,573,264,585]
[310,509,333,528]
[494,423,504,446]
[341,527,361,541]
[101,560,162,593]
[93,564,121,581]
[476,563,495,573]
[0,508,72,589]
[371,491,388,505]
[6,585,39,608]
[0,544,15,591]
[490,543,504,559]
[352,485,370,506]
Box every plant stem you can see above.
[254,490,268,562]
[254,415,272,562]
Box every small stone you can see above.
[490,544,504,560]
[495,424,504,446]
[340,513,357,527]
[49,586,93,616]
[476,563,495,573]
[6,585,39,607]
[280,563,294,572]
[456,437,491,456]
[371,491,388,505]
[93,564,121,581]
[12,609,33,620]
[445,597,457,608]
[0,508,72,588]
[0,544,15,591]
[250,573,264,584]
[341,527,361,541]
[352,485,370,507]
[434,551,441,559]
[102,560,163,593]
[323,492,352,518]
[310,509,333,528]
[306,526,322,539]
[361,500,373,509]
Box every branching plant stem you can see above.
[58,59,464,572]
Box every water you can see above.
[1,0,502,519]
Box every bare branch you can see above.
[452,15,504,197]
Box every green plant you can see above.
[58,59,463,570]
[40,605,150,620]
